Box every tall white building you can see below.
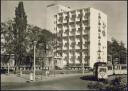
[55,7,107,68]
[46,4,71,33]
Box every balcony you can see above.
[57,19,62,24]
[64,29,69,34]
[75,37,80,42]
[82,16,89,21]
[69,18,75,22]
[76,24,81,29]
[64,42,69,47]
[77,56,82,63]
[70,42,76,48]
[75,45,80,49]
[58,13,63,17]
[63,19,67,23]
[70,56,75,63]
[63,46,68,50]
[77,41,82,46]
[82,45,88,49]
[70,31,75,36]
[85,26,90,30]
[63,12,68,18]
[57,23,62,28]
[63,25,68,31]
[76,11,82,18]
[64,56,68,61]
[82,29,88,35]
[83,21,89,26]
[75,17,80,22]
[57,47,61,50]
[71,14,76,18]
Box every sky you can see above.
[1,1,127,47]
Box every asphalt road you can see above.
[1,73,96,90]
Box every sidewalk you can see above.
[1,74,28,83]
[1,72,92,83]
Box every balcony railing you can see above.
[72,14,76,18]
[77,42,82,46]
[70,42,76,47]
[82,16,89,21]
[64,42,69,47]
[64,29,69,34]
[70,29,75,35]
[82,46,88,49]
[57,20,62,24]
[83,30,88,35]
[85,26,90,30]
[63,19,67,23]
[75,18,80,22]
[75,45,80,49]
[69,18,75,22]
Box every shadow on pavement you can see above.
[80,75,97,81]
[80,75,107,83]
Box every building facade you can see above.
[46,4,71,33]
[55,8,107,68]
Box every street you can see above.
[1,73,96,90]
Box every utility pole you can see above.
[33,41,37,81]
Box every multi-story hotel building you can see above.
[55,7,107,68]
[46,4,71,33]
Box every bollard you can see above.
[20,70,22,76]
[30,73,33,81]
[46,70,47,77]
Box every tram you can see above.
[93,62,127,80]
[93,62,108,80]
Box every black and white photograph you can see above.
[1,0,127,90]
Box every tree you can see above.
[107,38,127,64]
[1,20,15,63]
[1,2,55,68]
[13,2,27,67]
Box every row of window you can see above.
[56,9,90,18]
[56,17,89,24]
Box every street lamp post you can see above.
[7,63,10,75]
[33,41,37,81]
[82,61,85,75]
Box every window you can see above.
[98,42,101,46]
[98,13,101,19]
[99,68,106,72]
[121,66,127,70]
[98,35,101,39]
[114,66,119,70]
[98,29,101,32]
[98,21,101,25]
[102,30,106,37]
[108,66,112,70]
